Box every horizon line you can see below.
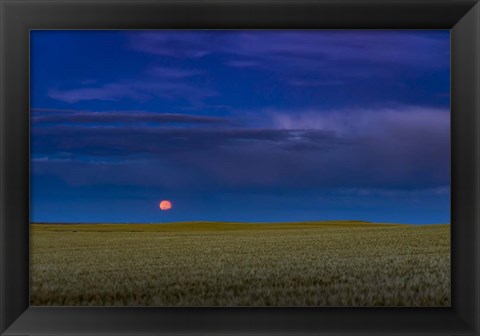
[30,220,450,225]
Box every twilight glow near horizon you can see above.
[30,30,450,224]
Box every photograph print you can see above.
[30,30,450,306]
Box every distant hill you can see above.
[30,220,416,233]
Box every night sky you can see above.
[30,30,450,224]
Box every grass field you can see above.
[30,221,450,306]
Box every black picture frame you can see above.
[1,0,479,335]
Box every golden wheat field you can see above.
[30,221,450,306]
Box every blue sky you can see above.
[30,30,450,224]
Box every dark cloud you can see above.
[32,125,342,156]
[31,105,449,192]
[32,109,235,126]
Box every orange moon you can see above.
[159,200,172,211]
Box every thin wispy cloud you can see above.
[336,186,449,198]
[130,31,449,70]
[126,31,449,94]
[129,31,215,58]
[223,60,259,68]
[48,84,147,103]
[48,81,217,104]
[288,79,346,87]
[268,105,450,136]
[146,66,204,78]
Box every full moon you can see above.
[159,200,172,211]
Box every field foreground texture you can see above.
[31,221,450,306]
